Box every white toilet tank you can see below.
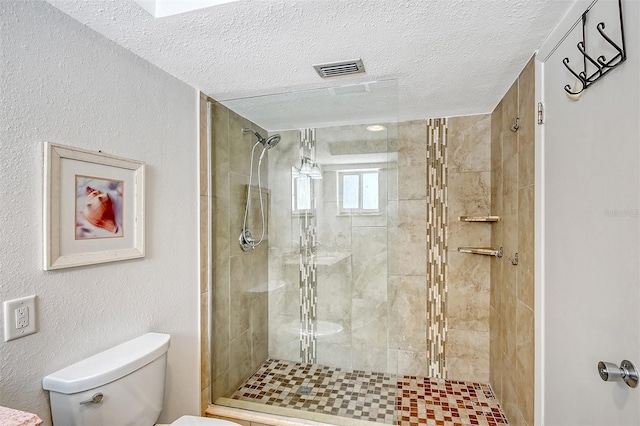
[43,332,170,426]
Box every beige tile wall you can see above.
[203,98,271,406]
[489,56,535,426]
[391,121,429,375]
[391,117,491,381]
[262,119,491,380]
[446,114,492,383]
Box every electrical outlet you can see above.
[4,295,37,341]
[15,306,29,329]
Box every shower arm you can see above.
[242,127,265,144]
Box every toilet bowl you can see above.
[42,333,239,425]
[158,415,240,425]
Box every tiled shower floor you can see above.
[231,359,509,426]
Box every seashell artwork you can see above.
[83,186,118,233]
[75,176,124,239]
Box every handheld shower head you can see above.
[239,128,281,252]
[264,134,281,149]
[242,127,281,149]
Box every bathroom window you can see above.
[337,169,379,214]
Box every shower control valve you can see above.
[239,229,256,251]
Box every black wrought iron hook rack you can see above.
[563,0,626,95]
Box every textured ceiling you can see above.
[45,0,575,130]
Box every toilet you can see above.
[42,333,238,425]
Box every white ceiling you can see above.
[45,0,575,130]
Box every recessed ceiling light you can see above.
[134,0,239,18]
[366,125,386,132]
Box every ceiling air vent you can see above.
[313,59,365,78]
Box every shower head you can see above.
[242,127,281,149]
[264,134,281,149]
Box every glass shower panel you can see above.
[213,80,400,425]
[265,122,398,377]
[312,124,397,376]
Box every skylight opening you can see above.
[134,0,239,18]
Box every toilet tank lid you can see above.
[43,332,170,394]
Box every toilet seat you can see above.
[157,415,241,425]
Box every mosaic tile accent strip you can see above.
[299,128,318,363]
[426,118,448,379]
[231,359,508,426]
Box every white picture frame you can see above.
[43,142,145,270]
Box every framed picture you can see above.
[43,142,145,270]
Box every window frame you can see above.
[337,168,381,215]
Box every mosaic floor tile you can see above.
[231,359,509,426]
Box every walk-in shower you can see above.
[206,80,506,425]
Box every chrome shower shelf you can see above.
[458,247,503,258]
[458,215,500,222]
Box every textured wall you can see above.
[0,2,199,424]
[489,57,535,425]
